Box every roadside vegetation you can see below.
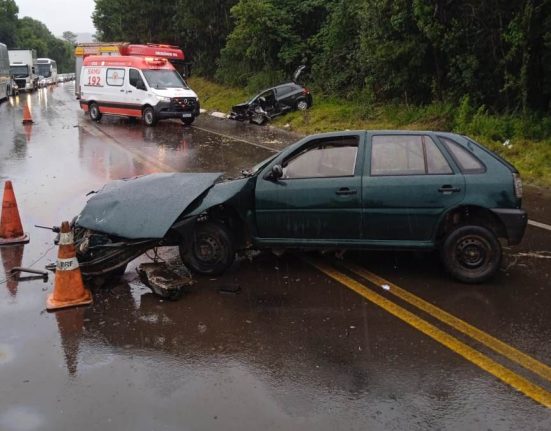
[191,77,551,186]
[0,0,75,72]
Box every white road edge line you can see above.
[528,219,551,232]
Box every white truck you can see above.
[8,49,38,92]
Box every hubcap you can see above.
[456,236,488,269]
[297,101,308,110]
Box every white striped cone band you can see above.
[56,257,79,271]
[59,231,74,245]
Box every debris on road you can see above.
[137,262,192,300]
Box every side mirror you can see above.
[271,164,283,180]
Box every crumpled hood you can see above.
[76,173,222,239]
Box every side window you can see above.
[282,137,359,179]
[276,85,293,97]
[371,135,453,176]
[371,135,424,175]
[425,138,453,174]
[441,138,485,173]
[106,68,125,86]
[129,69,141,88]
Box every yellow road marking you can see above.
[345,263,551,384]
[308,258,551,409]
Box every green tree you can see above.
[62,31,77,44]
[0,0,18,47]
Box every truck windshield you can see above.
[142,69,189,90]
[37,64,51,77]
[10,65,28,76]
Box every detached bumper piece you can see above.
[137,262,192,301]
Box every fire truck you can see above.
[74,43,192,99]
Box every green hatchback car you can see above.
[178,130,527,283]
[74,130,528,285]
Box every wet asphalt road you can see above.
[1,85,550,430]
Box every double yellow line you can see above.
[308,258,551,409]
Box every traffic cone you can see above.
[47,221,93,311]
[0,181,30,246]
[22,105,33,124]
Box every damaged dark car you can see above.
[70,130,527,295]
[229,65,312,125]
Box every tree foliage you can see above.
[0,1,74,72]
[89,0,551,114]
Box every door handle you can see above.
[120,89,125,92]
[126,90,133,94]
[336,187,357,196]
[438,185,461,193]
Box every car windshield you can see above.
[37,64,51,77]
[10,65,28,76]
[141,69,189,90]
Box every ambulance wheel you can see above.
[89,102,102,121]
[143,106,157,127]
[180,116,195,126]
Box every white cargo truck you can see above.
[8,49,38,92]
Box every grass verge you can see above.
[190,77,551,186]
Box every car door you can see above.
[254,133,364,243]
[127,68,148,114]
[362,133,465,242]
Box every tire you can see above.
[180,116,195,126]
[89,102,102,121]
[296,98,309,111]
[180,222,235,276]
[143,106,157,127]
[440,225,502,284]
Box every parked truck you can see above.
[8,49,38,92]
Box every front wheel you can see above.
[143,106,157,127]
[89,102,102,121]
[180,116,195,126]
[180,222,235,275]
[440,225,502,284]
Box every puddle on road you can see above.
[0,406,44,431]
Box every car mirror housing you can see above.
[271,164,283,180]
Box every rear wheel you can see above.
[440,225,502,283]
[180,222,235,275]
[143,106,157,127]
[296,98,309,111]
[89,102,102,121]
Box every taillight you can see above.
[303,87,310,94]
[513,173,523,199]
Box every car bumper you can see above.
[154,101,200,120]
[491,208,528,245]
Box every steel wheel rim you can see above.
[455,235,490,269]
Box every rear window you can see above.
[441,138,486,173]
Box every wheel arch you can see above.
[436,205,507,243]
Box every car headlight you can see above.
[156,95,171,103]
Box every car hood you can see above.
[75,173,222,239]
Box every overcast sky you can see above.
[16,0,96,37]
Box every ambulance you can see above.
[79,55,200,126]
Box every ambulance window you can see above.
[106,68,125,86]
[129,69,141,87]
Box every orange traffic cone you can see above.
[22,105,33,124]
[0,181,30,245]
[47,221,93,311]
